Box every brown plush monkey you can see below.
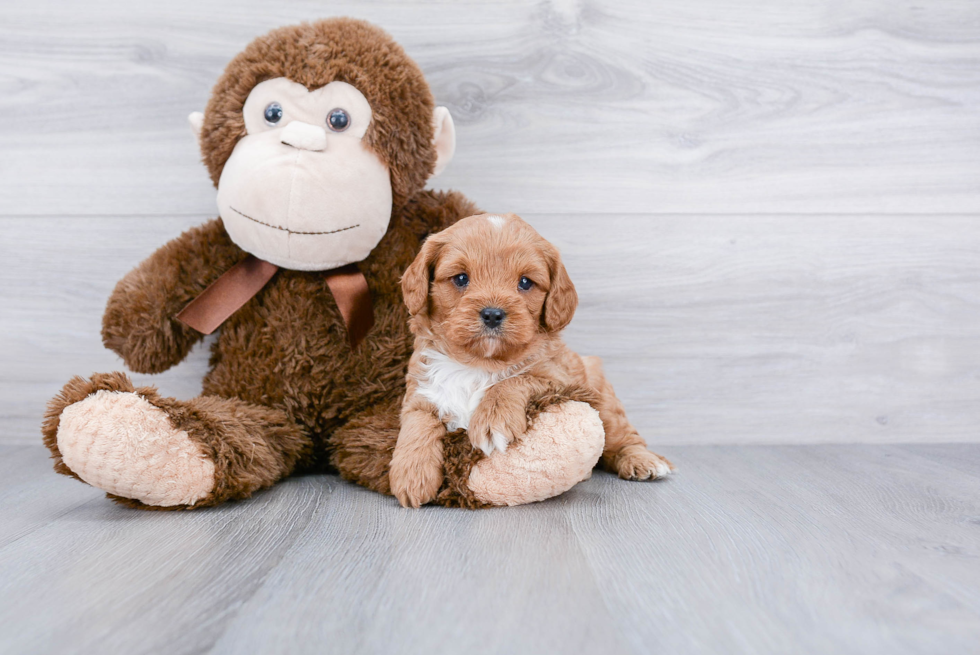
[41,18,605,509]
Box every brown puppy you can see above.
[389,213,674,508]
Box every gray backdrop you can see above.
[2,0,978,445]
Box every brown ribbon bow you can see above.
[175,255,375,350]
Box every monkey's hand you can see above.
[101,218,245,374]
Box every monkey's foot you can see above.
[56,390,215,507]
[467,401,605,506]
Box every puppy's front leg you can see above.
[390,398,446,508]
[468,377,539,455]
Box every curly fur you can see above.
[388,214,672,506]
[42,20,485,509]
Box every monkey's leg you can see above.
[328,399,401,497]
[581,356,674,480]
[329,400,491,508]
[330,391,622,508]
[42,372,311,509]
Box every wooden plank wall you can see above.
[1,0,978,445]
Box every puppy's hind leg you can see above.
[581,356,674,480]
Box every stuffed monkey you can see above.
[41,18,605,509]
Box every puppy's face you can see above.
[402,213,578,370]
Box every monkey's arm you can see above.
[101,218,246,374]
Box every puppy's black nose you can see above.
[480,307,506,329]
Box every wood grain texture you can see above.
[3,214,978,445]
[3,3,978,653]
[0,0,978,215]
[0,443,978,655]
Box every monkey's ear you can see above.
[401,234,445,316]
[431,107,456,177]
[542,244,578,333]
[188,112,204,140]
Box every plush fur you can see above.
[57,390,216,507]
[390,214,673,507]
[199,19,437,210]
[41,19,491,509]
[42,19,617,510]
[467,401,605,506]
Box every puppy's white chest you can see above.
[415,349,503,431]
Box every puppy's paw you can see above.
[468,401,527,456]
[389,447,443,508]
[467,423,513,456]
[612,445,675,481]
[465,418,503,456]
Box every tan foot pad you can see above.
[57,390,215,507]
[468,401,605,507]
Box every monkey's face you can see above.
[215,78,393,271]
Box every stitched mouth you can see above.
[229,206,359,236]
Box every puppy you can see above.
[389,213,674,508]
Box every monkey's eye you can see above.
[327,108,350,132]
[451,273,469,289]
[263,102,284,126]
[518,276,534,291]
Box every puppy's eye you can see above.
[518,276,534,291]
[451,273,469,288]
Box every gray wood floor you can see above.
[1,443,978,655]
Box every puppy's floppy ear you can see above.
[542,243,578,332]
[401,234,445,316]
